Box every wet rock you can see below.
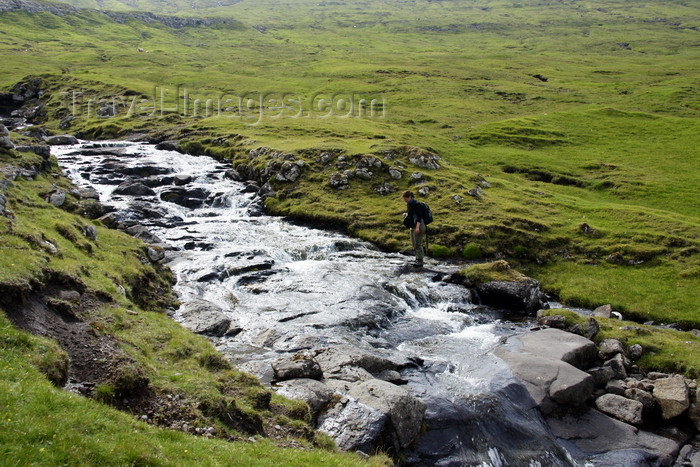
[46,134,79,145]
[124,225,163,244]
[272,352,323,381]
[653,375,689,420]
[159,187,208,208]
[155,140,180,152]
[98,212,119,228]
[314,345,398,381]
[178,299,233,337]
[347,379,426,450]
[274,378,335,419]
[317,396,387,453]
[547,409,680,465]
[475,278,546,315]
[595,394,643,425]
[525,328,598,370]
[113,182,156,197]
[253,329,281,348]
[72,186,100,200]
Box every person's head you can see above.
[402,190,414,202]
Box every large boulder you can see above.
[160,187,208,208]
[317,396,387,453]
[178,299,236,337]
[272,352,323,381]
[547,408,682,465]
[46,134,79,145]
[475,278,546,315]
[347,379,426,450]
[518,328,597,370]
[113,182,156,197]
[314,345,398,381]
[496,329,596,415]
[653,375,689,420]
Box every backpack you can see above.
[418,201,433,225]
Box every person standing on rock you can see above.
[402,190,427,268]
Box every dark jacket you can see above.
[404,199,425,228]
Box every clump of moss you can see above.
[462,243,483,260]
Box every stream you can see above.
[54,141,578,466]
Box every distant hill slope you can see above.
[5,0,245,13]
[0,0,247,25]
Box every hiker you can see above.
[402,190,427,268]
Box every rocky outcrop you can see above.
[497,328,595,415]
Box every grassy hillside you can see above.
[0,0,698,329]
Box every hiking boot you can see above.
[412,262,424,269]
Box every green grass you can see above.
[0,0,697,328]
[0,315,387,466]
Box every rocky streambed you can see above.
[48,139,698,466]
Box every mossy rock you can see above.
[458,260,528,285]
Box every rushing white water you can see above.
[54,141,578,466]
